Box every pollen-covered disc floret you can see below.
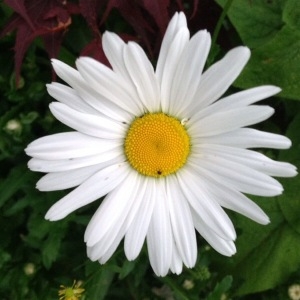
[125,113,190,177]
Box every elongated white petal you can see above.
[191,209,236,256]
[195,128,292,149]
[177,167,236,241]
[156,12,187,83]
[170,242,183,275]
[170,30,211,117]
[191,47,250,111]
[190,157,283,196]
[84,171,141,247]
[158,28,190,112]
[189,106,274,137]
[51,59,132,121]
[166,175,197,268]
[25,132,122,160]
[124,178,156,260]
[190,85,281,123]
[147,180,172,276]
[28,151,123,173]
[36,163,106,191]
[76,57,143,115]
[50,102,126,139]
[47,82,98,114]
[45,162,130,221]
[193,144,297,177]
[124,42,160,112]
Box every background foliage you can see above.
[0,0,299,299]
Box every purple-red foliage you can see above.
[1,0,218,84]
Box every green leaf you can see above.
[215,0,285,48]
[282,0,300,30]
[277,113,300,233]
[222,114,300,296]
[207,275,233,300]
[215,0,300,100]
[235,26,300,100]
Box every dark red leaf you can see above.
[79,0,105,36]
[142,0,170,35]
[4,0,35,30]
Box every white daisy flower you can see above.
[25,12,297,276]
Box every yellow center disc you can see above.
[124,113,190,177]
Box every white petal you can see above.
[166,175,197,268]
[190,85,281,123]
[170,30,211,117]
[76,57,143,115]
[36,163,105,191]
[25,132,122,160]
[124,42,160,112]
[102,32,146,113]
[28,151,123,173]
[51,59,132,121]
[146,180,172,276]
[200,175,270,224]
[50,102,126,139]
[84,171,141,247]
[189,105,274,137]
[193,144,297,177]
[124,178,156,260]
[195,128,292,149]
[45,162,130,221]
[192,210,236,256]
[191,47,250,111]
[170,242,183,275]
[177,167,236,241]
[47,82,98,114]
[189,156,283,196]
[156,12,187,83]
[159,28,190,112]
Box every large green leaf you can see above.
[222,114,300,296]
[215,0,300,100]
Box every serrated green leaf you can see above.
[235,26,300,100]
[215,0,285,48]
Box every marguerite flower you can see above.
[25,12,297,276]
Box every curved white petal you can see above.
[170,30,211,117]
[189,105,274,137]
[189,157,283,196]
[50,102,126,139]
[124,177,156,260]
[170,242,183,275]
[47,82,98,114]
[195,128,292,149]
[146,180,172,276]
[124,42,160,113]
[166,175,197,268]
[76,57,143,115]
[156,12,188,83]
[84,171,141,247]
[177,167,236,241]
[25,132,122,160]
[158,27,190,112]
[51,59,132,121]
[192,209,236,256]
[37,163,106,191]
[45,162,130,221]
[190,85,281,123]
[190,46,250,111]
[28,151,123,173]
[193,144,297,177]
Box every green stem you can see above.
[211,0,235,49]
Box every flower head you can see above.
[58,280,85,300]
[26,12,297,276]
